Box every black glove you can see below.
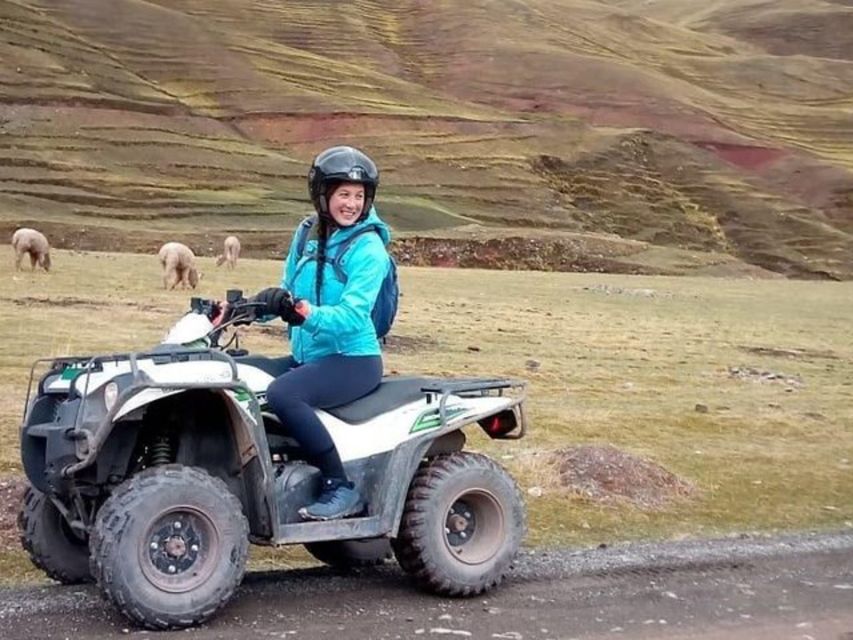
[281,298,307,326]
[252,287,293,319]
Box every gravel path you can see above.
[1,529,851,638]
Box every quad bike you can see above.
[18,290,528,630]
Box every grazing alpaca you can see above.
[215,235,241,269]
[158,242,199,290]
[12,228,51,272]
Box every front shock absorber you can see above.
[149,433,173,466]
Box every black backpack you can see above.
[293,216,399,339]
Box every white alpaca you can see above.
[215,235,241,269]
[158,242,199,290]
[12,228,51,272]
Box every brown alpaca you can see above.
[158,242,199,290]
[12,228,51,272]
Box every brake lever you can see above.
[222,302,267,329]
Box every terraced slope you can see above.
[1,0,851,278]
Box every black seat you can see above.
[325,376,438,424]
[235,357,436,424]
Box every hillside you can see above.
[1,0,852,278]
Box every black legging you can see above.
[265,354,383,480]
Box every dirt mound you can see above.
[0,475,26,554]
[549,445,697,510]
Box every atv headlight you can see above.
[103,381,119,412]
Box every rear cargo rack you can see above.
[421,377,527,437]
[420,378,520,396]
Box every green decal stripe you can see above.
[411,416,442,433]
[60,367,84,380]
[233,388,254,402]
[410,406,467,433]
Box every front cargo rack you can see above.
[23,348,241,422]
[23,347,252,476]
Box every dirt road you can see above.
[1,532,851,639]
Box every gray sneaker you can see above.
[298,478,365,521]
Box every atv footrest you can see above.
[272,515,385,545]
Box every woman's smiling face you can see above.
[328,182,366,227]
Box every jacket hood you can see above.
[328,206,391,247]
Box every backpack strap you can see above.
[294,215,318,259]
[294,219,384,283]
[330,225,382,283]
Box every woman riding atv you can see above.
[250,146,392,521]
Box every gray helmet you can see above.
[308,146,379,222]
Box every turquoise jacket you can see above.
[281,207,391,363]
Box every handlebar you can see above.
[188,289,265,348]
[189,290,250,322]
[189,296,222,319]
[188,288,295,350]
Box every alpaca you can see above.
[158,242,199,289]
[215,235,241,269]
[12,228,51,272]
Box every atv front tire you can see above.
[304,538,393,568]
[18,486,91,584]
[393,452,526,597]
[89,465,249,630]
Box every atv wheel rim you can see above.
[139,506,221,593]
[59,515,88,547]
[442,491,505,565]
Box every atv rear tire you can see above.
[393,452,526,597]
[18,486,91,584]
[304,538,393,568]
[89,465,249,630]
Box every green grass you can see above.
[0,250,851,582]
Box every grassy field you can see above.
[0,250,851,582]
